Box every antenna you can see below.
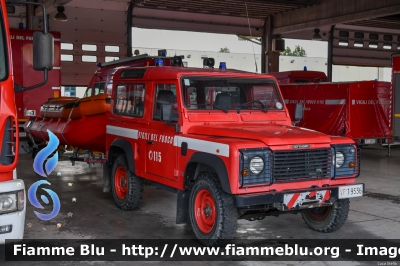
[245,2,258,73]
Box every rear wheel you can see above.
[301,198,350,232]
[189,172,237,246]
[111,154,143,210]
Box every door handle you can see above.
[147,141,154,145]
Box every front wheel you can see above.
[111,154,143,211]
[189,172,237,246]
[301,198,350,233]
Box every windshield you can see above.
[0,7,7,80]
[181,77,284,112]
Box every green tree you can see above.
[280,45,307,57]
[219,46,230,53]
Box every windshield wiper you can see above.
[240,100,268,113]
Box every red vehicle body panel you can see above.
[274,71,392,144]
[10,29,61,121]
[0,2,18,181]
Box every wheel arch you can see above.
[184,152,231,194]
[108,138,135,174]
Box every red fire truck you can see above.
[0,0,53,243]
[104,60,363,245]
[26,56,364,245]
[271,70,392,146]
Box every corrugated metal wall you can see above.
[49,7,127,86]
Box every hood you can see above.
[187,124,331,146]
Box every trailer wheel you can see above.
[301,198,350,233]
[111,154,143,211]
[189,172,237,246]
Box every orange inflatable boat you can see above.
[25,94,110,152]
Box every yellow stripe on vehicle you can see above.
[395,114,400,118]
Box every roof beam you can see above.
[132,7,264,36]
[273,0,400,34]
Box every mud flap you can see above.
[176,190,190,224]
[103,161,111,192]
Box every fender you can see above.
[186,152,231,194]
[108,138,135,174]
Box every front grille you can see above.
[273,148,331,181]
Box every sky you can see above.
[132,28,329,58]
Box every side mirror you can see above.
[10,1,53,92]
[160,104,173,123]
[33,32,54,70]
[293,103,304,125]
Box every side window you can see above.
[114,84,145,117]
[153,84,178,122]
[94,82,106,95]
[83,87,92,98]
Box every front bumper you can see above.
[234,183,364,211]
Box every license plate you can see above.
[364,139,376,144]
[19,132,26,137]
[338,184,363,199]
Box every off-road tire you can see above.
[189,172,237,246]
[111,154,143,210]
[301,198,350,233]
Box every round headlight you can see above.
[250,156,264,174]
[0,196,14,210]
[335,152,345,168]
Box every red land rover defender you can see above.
[103,63,363,245]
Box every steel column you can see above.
[327,25,334,82]
[127,1,134,57]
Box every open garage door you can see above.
[44,1,129,86]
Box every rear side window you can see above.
[114,84,145,117]
[153,84,178,122]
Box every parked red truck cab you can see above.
[102,63,363,245]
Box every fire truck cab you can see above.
[102,58,363,245]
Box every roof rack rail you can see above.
[99,54,151,67]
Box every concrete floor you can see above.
[1,144,400,266]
